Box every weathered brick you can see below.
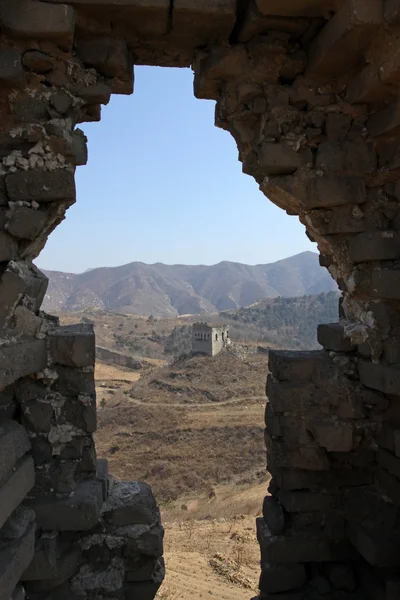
[265,402,282,437]
[377,466,400,506]
[0,340,47,391]
[359,360,400,395]
[349,231,400,263]
[0,232,18,262]
[266,377,331,417]
[79,83,111,105]
[317,323,353,352]
[0,419,31,484]
[43,0,170,35]
[7,207,47,241]
[259,562,307,594]
[368,101,400,138]
[346,62,384,104]
[27,478,103,531]
[377,448,400,480]
[268,350,328,382]
[21,532,58,581]
[274,466,372,491]
[96,458,109,502]
[237,6,309,43]
[5,170,75,203]
[277,490,339,513]
[0,457,35,530]
[0,49,23,85]
[266,430,330,472]
[355,268,400,300]
[49,323,95,368]
[172,0,237,46]
[53,366,95,396]
[301,174,367,210]
[307,0,383,78]
[0,0,75,51]
[257,518,353,564]
[0,523,35,600]
[316,141,376,175]
[255,0,340,17]
[22,50,54,73]
[308,418,354,452]
[262,496,285,536]
[102,481,158,527]
[348,522,400,567]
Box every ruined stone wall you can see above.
[1,0,400,599]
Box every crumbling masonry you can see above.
[1,0,400,599]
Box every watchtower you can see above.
[192,323,229,357]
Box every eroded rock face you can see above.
[0,1,400,598]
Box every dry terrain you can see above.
[92,348,269,599]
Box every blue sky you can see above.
[36,66,315,274]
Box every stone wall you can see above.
[0,0,400,598]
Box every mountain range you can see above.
[41,251,337,317]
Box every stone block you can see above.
[275,466,372,491]
[316,140,376,175]
[0,0,75,51]
[11,585,25,600]
[348,522,400,567]
[0,232,18,262]
[5,170,75,204]
[125,557,161,582]
[376,467,400,506]
[0,420,31,484]
[349,231,400,263]
[262,497,285,536]
[368,101,400,138]
[308,418,354,452]
[305,174,367,210]
[237,6,309,43]
[27,478,103,531]
[53,366,95,396]
[257,142,303,177]
[0,457,35,530]
[325,113,352,141]
[77,38,132,79]
[123,580,163,600]
[266,431,330,472]
[49,324,95,368]
[265,403,282,437]
[257,518,353,565]
[79,84,111,105]
[96,458,109,502]
[21,532,58,581]
[22,50,53,73]
[277,490,339,513]
[1,506,35,542]
[377,448,400,480]
[268,350,328,382]
[103,481,158,527]
[266,377,329,417]
[172,0,236,40]
[0,340,47,391]
[6,207,47,241]
[124,522,164,559]
[45,0,170,35]
[255,0,340,17]
[259,563,307,594]
[317,323,353,352]
[359,360,400,395]
[0,268,27,330]
[346,62,387,104]
[307,0,383,78]
[0,523,35,600]
[0,49,23,85]
[11,97,50,123]
[59,395,96,433]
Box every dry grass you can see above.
[95,351,268,502]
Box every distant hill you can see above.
[41,251,337,317]
[220,291,340,349]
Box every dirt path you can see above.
[127,395,264,409]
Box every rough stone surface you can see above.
[49,324,95,367]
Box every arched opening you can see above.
[0,2,399,599]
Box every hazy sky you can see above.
[36,66,315,274]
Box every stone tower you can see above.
[192,322,230,356]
